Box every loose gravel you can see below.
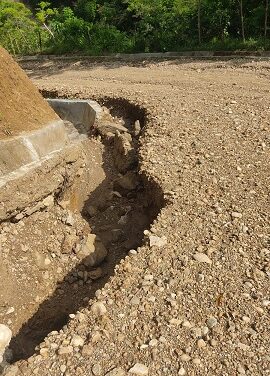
[4,58,269,376]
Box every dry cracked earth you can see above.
[3,58,270,375]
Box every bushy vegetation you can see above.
[0,0,270,55]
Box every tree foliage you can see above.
[0,1,42,54]
[0,0,269,55]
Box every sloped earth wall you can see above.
[0,47,58,139]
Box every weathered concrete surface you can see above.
[0,95,105,221]
[26,121,69,158]
[0,120,68,181]
[0,139,86,221]
[47,99,103,132]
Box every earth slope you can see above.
[0,47,58,139]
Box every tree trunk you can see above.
[43,23,54,38]
[239,0,245,42]
[265,0,269,42]
[198,0,201,45]
[38,30,42,52]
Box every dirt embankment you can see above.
[0,48,58,139]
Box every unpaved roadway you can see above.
[8,58,270,375]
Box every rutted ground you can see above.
[4,58,270,375]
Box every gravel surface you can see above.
[5,58,269,375]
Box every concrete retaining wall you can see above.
[47,99,103,132]
[0,98,104,220]
[0,120,68,186]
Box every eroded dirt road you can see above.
[7,58,270,375]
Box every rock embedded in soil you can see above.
[58,346,73,355]
[77,234,107,267]
[206,317,218,329]
[96,122,129,137]
[149,235,167,248]
[65,211,75,226]
[131,120,141,137]
[193,252,212,264]
[88,267,103,280]
[0,324,12,363]
[71,335,84,347]
[128,363,148,375]
[113,171,139,193]
[178,367,186,375]
[91,302,107,316]
[92,363,103,375]
[113,133,137,173]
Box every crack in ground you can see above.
[7,97,164,364]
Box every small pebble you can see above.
[58,346,73,355]
[149,339,158,347]
[180,354,191,362]
[60,364,67,373]
[206,316,218,328]
[178,367,186,375]
[129,363,148,375]
[91,302,107,316]
[201,326,209,336]
[237,365,246,374]
[197,339,206,348]
[193,253,212,264]
[92,363,102,376]
[193,358,201,365]
[231,212,242,219]
[71,335,84,347]
[130,296,140,305]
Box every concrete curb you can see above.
[0,120,68,184]
[47,99,103,133]
[0,98,105,221]
[0,98,104,189]
[17,50,270,63]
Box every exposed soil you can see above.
[0,98,163,369]
[1,57,270,376]
[0,47,58,139]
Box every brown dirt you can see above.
[0,48,58,139]
[0,103,159,368]
[1,57,270,376]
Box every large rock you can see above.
[113,133,137,173]
[0,324,12,363]
[96,122,129,137]
[113,171,139,195]
[77,234,107,267]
